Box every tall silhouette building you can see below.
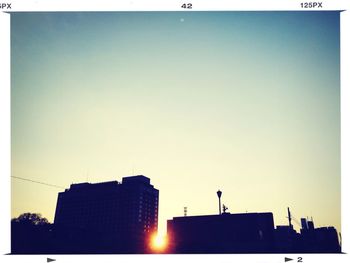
[167,212,275,253]
[53,175,159,253]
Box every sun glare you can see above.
[150,233,168,252]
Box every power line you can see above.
[11,176,65,189]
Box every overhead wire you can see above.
[11,175,65,189]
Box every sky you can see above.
[11,11,340,235]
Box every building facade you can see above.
[167,212,275,253]
[53,175,159,253]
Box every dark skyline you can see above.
[11,175,341,254]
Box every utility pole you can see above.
[288,207,292,230]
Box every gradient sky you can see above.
[11,11,340,235]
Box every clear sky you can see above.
[11,11,340,235]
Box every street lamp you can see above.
[217,190,222,215]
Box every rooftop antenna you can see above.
[184,207,187,217]
[217,190,222,215]
[223,204,228,214]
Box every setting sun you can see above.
[150,233,168,252]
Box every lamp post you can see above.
[217,190,222,215]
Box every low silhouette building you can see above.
[274,225,300,253]
[167,212,275,253]
[274,218,341,253]
[299,218,340,253]
[53,175,159,253]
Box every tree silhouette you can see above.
[11,212,52,254]
[12,213,49,226]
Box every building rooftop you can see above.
[62,175,155,193]
[122,175,151,185]
[170,212,273,221]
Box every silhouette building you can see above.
[167,212,275,253]
[274,224,299,253]
[53,175,159,253]
[299,218,340,253]
[275,218,341,253]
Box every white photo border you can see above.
[1,1,349,263]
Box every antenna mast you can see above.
[288,207,292,230]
